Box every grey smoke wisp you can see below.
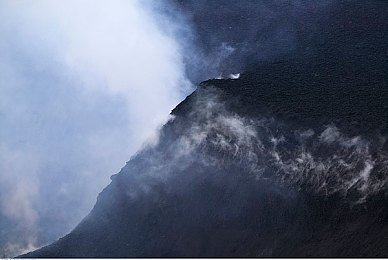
[171,0,335,82]
[114,86,388,207]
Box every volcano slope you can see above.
[23,0,388,258]
[23,62,388,257]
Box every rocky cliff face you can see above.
[23,0,388,257]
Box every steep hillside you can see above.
[22,63,388,258]
[22,0,388,257]
[22,78,388,256]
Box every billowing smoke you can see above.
[0,0,192,256]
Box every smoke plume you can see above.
[0,0,192,256]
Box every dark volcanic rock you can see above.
[22,0,388,257]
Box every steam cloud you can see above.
[0,0,193,256]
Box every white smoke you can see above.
[0,0,192,256]
[269,125,388,202]
[229,73,240,79]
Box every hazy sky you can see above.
[0,0,193,256]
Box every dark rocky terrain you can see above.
[22,0,388,257]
